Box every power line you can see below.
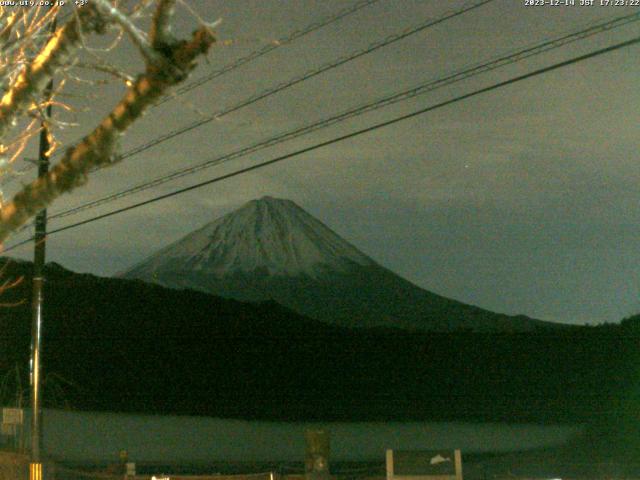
[163,0,383,104]
[42,10,640,223]
[0,0,382,185]
[103,0,495,162]
[2,0,494,185]
[4,34,639,253]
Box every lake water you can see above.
[26,409,584,465]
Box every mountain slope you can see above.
[122,196,557,332]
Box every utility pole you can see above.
[30,13,56,480]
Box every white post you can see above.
[386,449,394,480]
[454,449,463,480]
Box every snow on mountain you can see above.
[122,196,558,331]
[125,196,374,280]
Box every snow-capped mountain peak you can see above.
[125,196,374,279]
[122,196,555,332]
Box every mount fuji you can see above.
[121,196,557,331]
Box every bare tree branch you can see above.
[0,25,215,242]
[0,8,107,144]
[73,60,135,85]
[92,0,161,66]
[0,10,24,43]
[150,0,177,48]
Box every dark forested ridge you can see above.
[0,258,638,425]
